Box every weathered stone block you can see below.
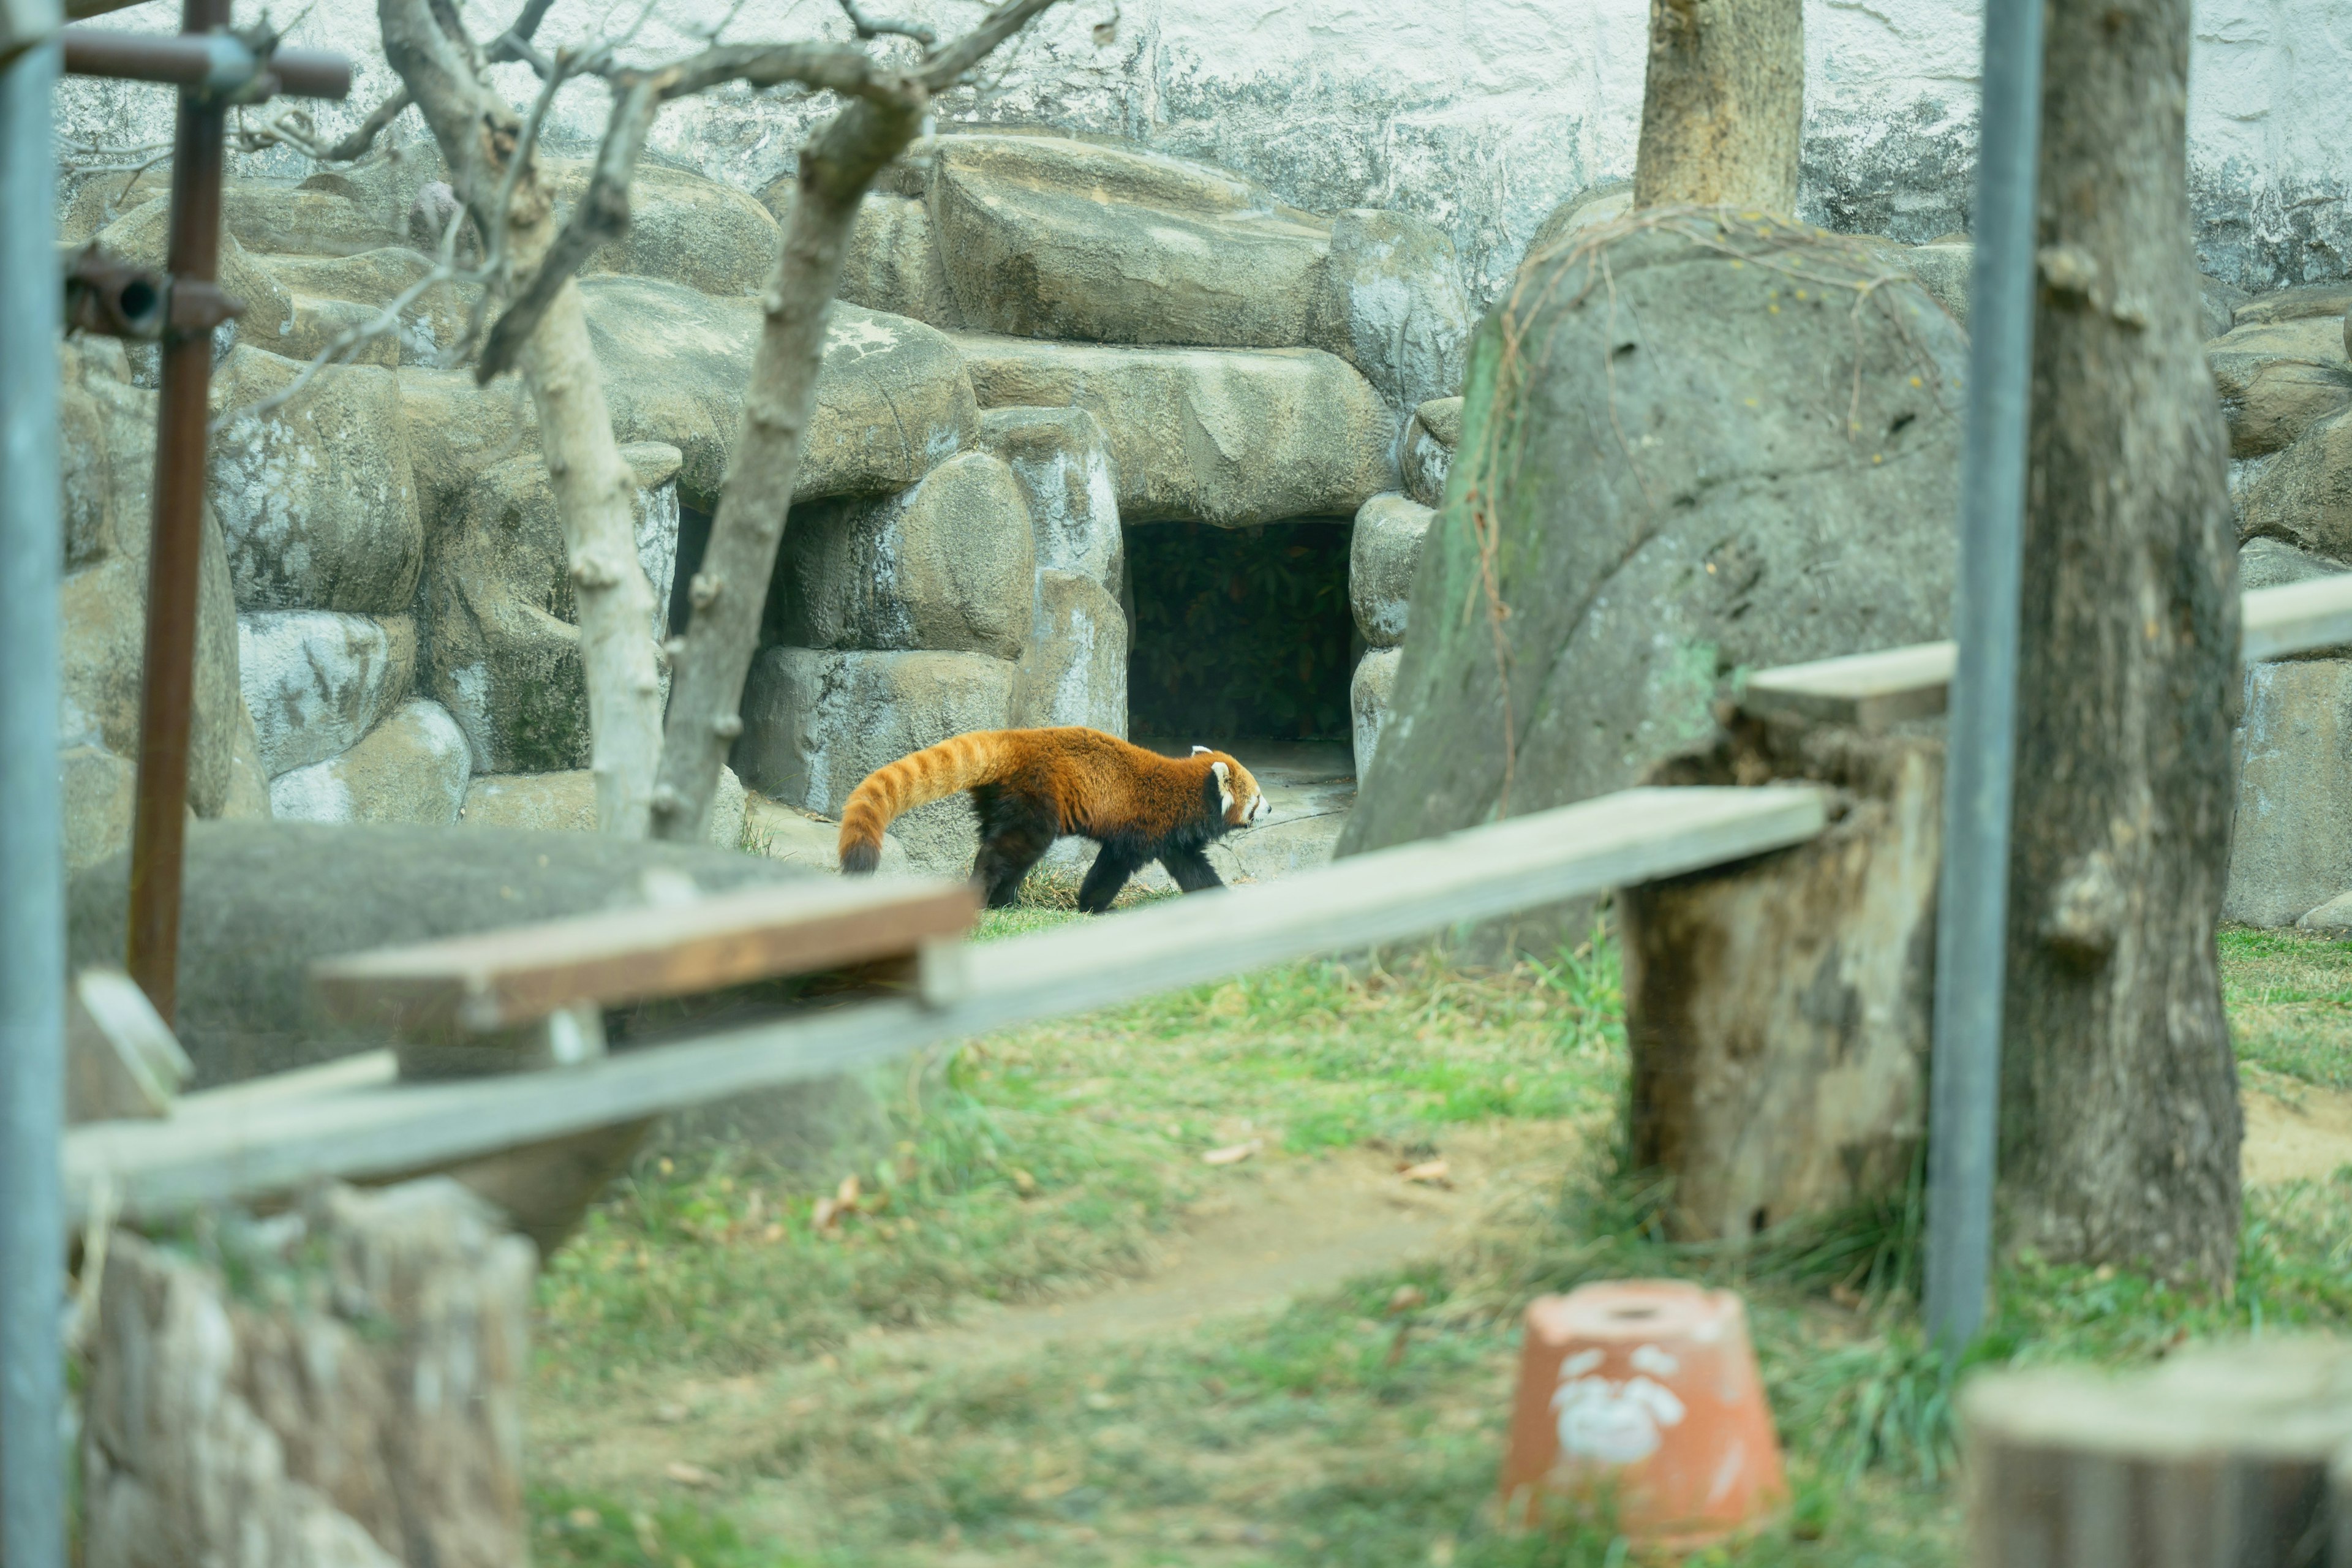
[1349,493,1433,649]
[2209,315,2351,459]
[979,405,1123,588]
[1401,395,1461,508]
[545,157,780,298]
[239,611,417,777]
[260,247,484,368]
[1012,570,1127,733]
[270,699,472,827]
[460,765,745,848]
[1350,647,1401,780]
[1310,208,1474,414]
[2223,657,2352,927]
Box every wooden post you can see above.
[1622,712,1940,1242]
[1962,1341,2352,1567]
[81,1179,533,1568]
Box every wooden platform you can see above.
[67,783,1829,1225]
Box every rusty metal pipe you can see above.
[61,24,348,98]
[122,0,230,1023]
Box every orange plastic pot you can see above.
[1498,1280,1788,1549]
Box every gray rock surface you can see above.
[208,346,423,614]
[1350,647,1401,780]
[238,611,417,776]
[2293,888,2352,936]
[1401,396,1461,508]
[829,191,963,328]
[1349,492,1433,648]
[543,157,779,298]
[773,451,1035,660]
[1310,208,1474,413]
[1898,242,1972,323]
[61,744,134,875]
[1011,570,1128,733]
[461,765,745,848]
[260,248,483,368]
[399,366,542,521]
[580,276,976,503]
[1519,181,1632,274]
[742,791,918,875]
[952,334,1397,526]
[1340,216,1966,886]
[2239,405,2352,560]
[2200,273,2252,341]
[979,405,1123,588]
[2223,658,2352,927]
[96,198,296,361]
[2239,534,2348,590]
[2207,315,2351,458]
[268,698,471,827]
[222,177,404,257]
[2232,283,2352,328]
[733,646,1015,875]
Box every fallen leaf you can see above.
[761,1223,785,1243]
[1399,1159,1450,1183]
[565,1506,600,1529]
[810,1197,840,1231]
[1387,1284,1428,1314]
[664,1461,718,1488]
[835,1174,862,1207]
[1202,1140,1259,1166]
[1010,1167,1039,1195]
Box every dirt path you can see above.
[2243,1081,2352,1186]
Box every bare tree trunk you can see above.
[379,0,665,837]
[2000,0,2241,1283]
[649,97,919,841]
[1632,0,1803,214]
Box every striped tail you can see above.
[837,733,1006,874]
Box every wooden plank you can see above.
[311,875,979,1033]
[68,783,1828,1225]
[1738,575,2352,728]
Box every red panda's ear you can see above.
[1211,760,1235,814]
[1191,745,1212,756]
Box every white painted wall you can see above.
[60,0,2352,302]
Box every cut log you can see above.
[1962,1341,2352,1568]
[1623,714,1939,1242]
[67,967,192,1123]
[81,1179,533,1568]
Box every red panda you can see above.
[837,726,1271,912]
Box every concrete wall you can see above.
[60,0,2351,304]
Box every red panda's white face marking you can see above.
[1204,756,1269,828]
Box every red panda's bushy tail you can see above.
[837,732,1008,875]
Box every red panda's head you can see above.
[1191,747,1270,829]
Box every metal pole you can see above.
[0,24,67,1568]
[124,0,232,1024]
[1924,0,2043,1353]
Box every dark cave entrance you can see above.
[1125,519,1358,745]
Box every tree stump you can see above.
[1962,1341,2352,1567]
[1622,713,1940,1242]
[80,1179,533,1568]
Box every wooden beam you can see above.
[1738,575,2352,729]
[68,784,1828,1225]
[312,876,979,1033]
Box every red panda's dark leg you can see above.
[1159,846,1224,894]
[1076,846,1143,914]
[970,783,1057,908]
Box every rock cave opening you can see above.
[1124,519,1360,753]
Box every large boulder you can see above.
[2223,658,2352,927]
[94,198,296,367]
[460,765,746,849]
[422,445,679,774]
[979,405,1123,588]
[1401,396,1461,509]
[2207,316,2351,459]
[1351,646,1401,780]
[579,276,977,503]
[2232,283,2352,329]
[2238,405,2352,560]
[399,366,542,521]
[951,334,1396,526]
[222,178,404,258]
[208,346,423,614]
[259,248,484,368]
[1340,215,1966,881]
[742,791,917,875]
[771,451,1035,659]
[830,192,963,328]
[1011,570,1127,733]
[1349,492,1432,649]
[543,158,779,298]
[238,611,417,777]
[1896,243,1972,324]
[1308,209,1474,413]
[733,647,1014,875]
[268,698,471,826]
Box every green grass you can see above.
[528,909,2352,1567]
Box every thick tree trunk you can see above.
[1632,0,1803,214]
[2000,0,2241,1282]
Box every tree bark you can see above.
[2000,0,2241,1282]
[377,0,666,837]
[1631,0,1803,215]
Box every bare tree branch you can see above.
[918,0,1060,88]
[837,0,935,47]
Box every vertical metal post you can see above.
[124,0,232,1023]
[0,23,67,1568]
[1924,0,2043,1353]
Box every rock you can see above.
[2199,273,2252,342]
[1520,181,1633,274]
[2232,283,2352,329]
[1340,215,1967,898]
[831,192,963,328]
[2239,406,2352,561]
[269,699,472,827]
[258,248,483,367]
[399,366,541,521]
[742,791,918,875]
[733,647,1015,875]
[94,198,296,364]
[952,334,1397,526]
[2293,889,2352,937]
[423,445,679,774]
[979,405,1123,588]
[1898,243,1972,323]
[579,276,976,503]
[772,451,1035,659]
[2239,534,2349,592]
[222,178,404,257]
[1011,570,1128,733]
[222,699,272,820]
[1351,647,1401,779]
[543,157,779,298]
[927,133,1328,350]
[61,744,135,874]
[1308,208,1474,413]
[2207,316,2350,458]
[2223,658,2352,927]
[1350,492,1432,648]
[208,345,423,614]
[460,765,747,848]
[67,820,820,1084]
[238,611,417,776]
[59,345,124,570]
[1401,398,1459,507]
